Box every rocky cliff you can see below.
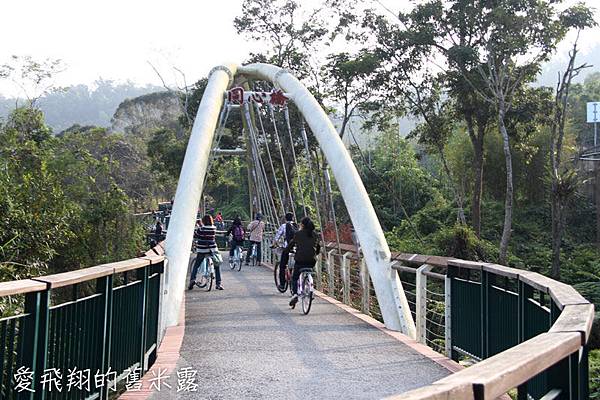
[110,91,183,140]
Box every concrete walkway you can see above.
[152,257,450,399]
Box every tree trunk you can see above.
[550,192,562,278]
[466,116,485,237]
[438,143,466,224]
[498,102,514,265]
[472,127,485,237]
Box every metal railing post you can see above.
[315,253,322,291]
[157,258,168,345]
[137,265,149,372]
[266,238,270,265]
[580,345,589,399]
[446,265,457,361]
[342,252,352,305]
[360,257,370,315]
[444,271,452,358]
[19,289,50,400]
[327,249,335,296]
[416,264,432,345]
[97,274,114,400]
[481,270,489,359]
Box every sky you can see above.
[0,0,599,97]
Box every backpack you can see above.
[285,222,298,244]
[233,224,244,241]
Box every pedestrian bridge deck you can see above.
[153,259,451,399]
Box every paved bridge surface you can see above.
[153,256,450,399]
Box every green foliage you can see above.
[385,196,498,260]
[355,125,440,229]
[0,107,146,280]
[590,349,600,399]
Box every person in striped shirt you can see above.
[188,214,223,290]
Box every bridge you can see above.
[0,63,594,399]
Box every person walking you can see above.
[245,213,265,265]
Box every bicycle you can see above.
[296,267,314,315]
[274,251,295,294]
[195,256,214,291]
[249,242,258,266]
[230,243,243,271]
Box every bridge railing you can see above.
[260,235,594,400]
[0,244,165,399]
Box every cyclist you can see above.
[246,213,265,265]
[215,211,224,230]
[188,215,223,290]
[272,212,297,291]
[287,217,320,309]
[226,216,245,266]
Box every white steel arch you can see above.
[164,63,416,337]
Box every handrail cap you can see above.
[0,279,48,296]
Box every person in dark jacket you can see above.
[189,215,223,290]
[286,217,320,309]
[225,216,245,265]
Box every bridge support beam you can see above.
[164,64,236,327]
[239,63,416,337]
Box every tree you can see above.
[234,0,329,94]
[549,33,595,278]
[367,0,594,263]
[0,55,64,108]
[322,51,379,139]
[363,2,494,237]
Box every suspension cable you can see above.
[269,104,297,220]
[250,113,279,229]
[299,120,326,247]
[283,106,307,216]
[254,102,285,218]
[243,102,279,229]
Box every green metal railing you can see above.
[0,253,164,400]
[449,264,589,400]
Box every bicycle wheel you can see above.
[287,269,294,296]
[195,260,208,288]
[274,262,288,293]
[230,247,238,270]
[206,272,214,292]
[301,275,313,315]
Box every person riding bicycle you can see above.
[189,214,223,290]
[226,216,245,266]
[286,217,320,309]
[272,212,297,291]
[245,213,265,265]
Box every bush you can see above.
[590,349,600,399]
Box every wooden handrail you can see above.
[0,279,48,296]
[0,242,166,295]
[382,255,594,399]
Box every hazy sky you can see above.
[1,0,599,97]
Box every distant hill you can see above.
[110,91,183,141]
[0,80,163,132]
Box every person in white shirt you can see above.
[245,213,266,265]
